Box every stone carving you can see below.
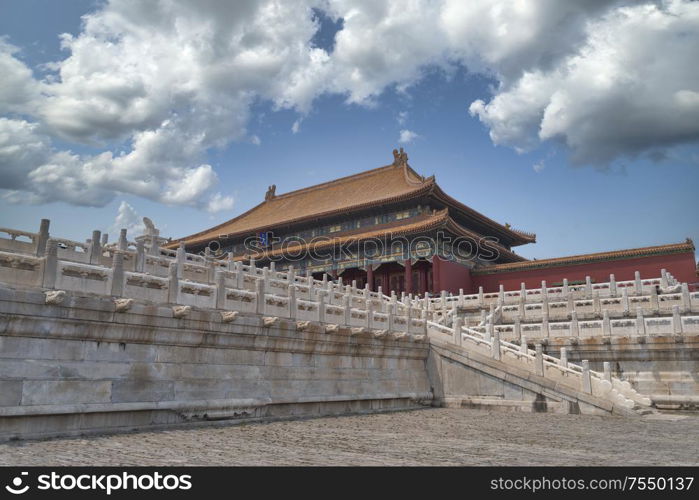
[172,305,191,319]
[296,320,311,331]
[263,316,279,327]
[114,298,134,313]
[220,311,239,323]
[45,290,66,305]
[143,217,155,234]
[265,184,276,201]
[392,147,408,166]
[350,327,366,336]
[391,332,408,341]
[373,329,387,338]
[324,324,340,334]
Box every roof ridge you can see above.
[271,163,416,201]
[473,241,694,274]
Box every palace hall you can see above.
[170,150,697,295]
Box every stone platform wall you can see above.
[0,286,431,441]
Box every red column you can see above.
[366,265,374,291]
[432,255,441,293]
[404,259,413,295]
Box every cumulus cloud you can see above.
[469,1,699,165]
[1,0,698,210]
[533,161,545,173]
[206,192,235,213]
[398,129,419,144]
[109,200,145,238]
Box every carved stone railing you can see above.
[426,317,653,412]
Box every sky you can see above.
[0,0,697,261]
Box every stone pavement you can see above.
[1,408,698,466]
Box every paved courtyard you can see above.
[1,408,697,466]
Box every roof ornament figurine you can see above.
[392,147,408,166]
[265,184,276,201]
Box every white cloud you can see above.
[109,200,145,239]
[468,0,699,165]
[533,161,545,173]
[206,192,235,213]
[398,129,419,143]
[291,119,302,134]
[2,0,699,211]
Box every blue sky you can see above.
[0,0,697,261]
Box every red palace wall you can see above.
[434,256,473,295]
[471,251,697,293]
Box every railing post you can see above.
[602,309,611,336]
[458,288,464,307]
[176,242,185,278]
[215,270,226,309]
[593,291,601,315]
[227,251,235,272]
[318,292,326,324]
[288,283,297,319]
[518,293,525,318]
[540,280,547,300]
[492,328,501,360]
[110,252,124,297]
[478,286,484,307]
[453,316,463,346]
[520,282,526,303]
[342,293,351,326]
[366,299,373,329]
[634,271,642,296]
[43,239,58,289]
[514,316,521,340]
[89,230,102,265]
[585,276,592,299]
[535,343,544,376]
[636,307,646,335]
[570,310,579,337]
[650,284,659,313]
[660,268,668,288]
[136,240,145,273]
[567,293,574,315]
[603,361,612,382]
[560,347,568,369]
[498,284,505,304]
[118,229,128,251]
[621,287,630,315]
[672,305,682,335]
[35,218,50,257]
[485,320,493,343]
[167,262,178,304]
[308,273,315,299]
[287,265,295,284]
[256,278,265,315]
[681,283,691,313]
[609,273,617,297]
[581,360,592,394]
[520,335,528,354]
[542,303,549,337]
[562,278,569,299]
